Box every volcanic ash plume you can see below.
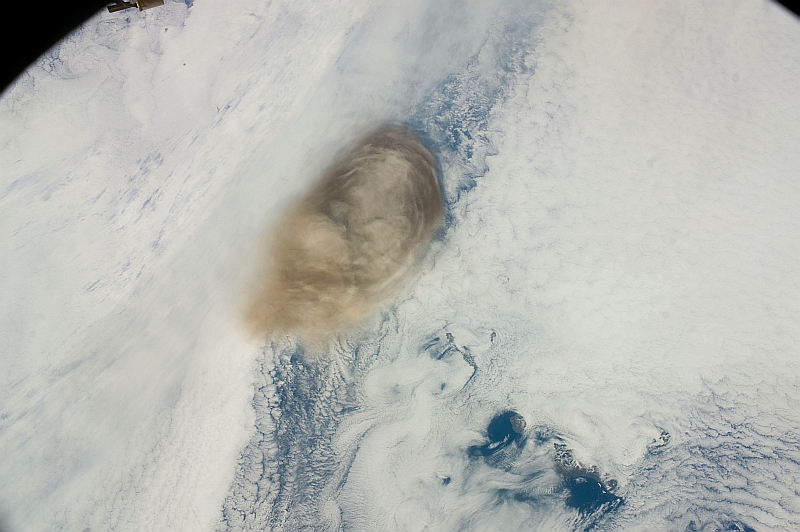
[246,127,443,339]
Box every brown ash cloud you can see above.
[245,127,442,340]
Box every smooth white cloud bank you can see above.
[1,0,798,530]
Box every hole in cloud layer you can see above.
[245,126,443,341]
[564,476,621,517]
[470,411,527,458]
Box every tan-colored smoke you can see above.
[245,126,442,340]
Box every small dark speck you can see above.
[442,477,451,485]
[183,63,187,66]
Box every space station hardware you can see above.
[107,0,164,13]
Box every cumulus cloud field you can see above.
[1,0,798,530]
